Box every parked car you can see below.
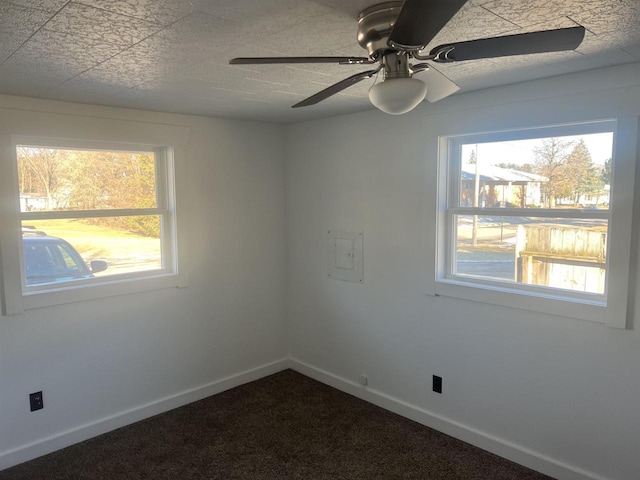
[22,227,108,286]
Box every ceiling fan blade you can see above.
[230,56,373,65]
[413,66,460,103]
[430,26,586,63]
[292,69,380,108]
[388,0,467,51]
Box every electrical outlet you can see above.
[432,375,442,394]
[29,391,43,411]
[359,374,368,386]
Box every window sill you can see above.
[432,278,613,326]
[16,273,186,313]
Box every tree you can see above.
[468,149,477,165]
[601,158,611,185]
[565,139,603,205]
[17,147,63,209]
[18,146,159,237]
[533,138,574,207]
[62,150,159,236]
[495,162,534,173]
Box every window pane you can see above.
[454,215,607,294]
[17,146,157,212]
[459,133,613,209]
[22,217,162,286]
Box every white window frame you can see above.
[1,136,188,314]
[435,119,635,329]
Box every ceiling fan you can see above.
[229,0,585,115]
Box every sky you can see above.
[461,132,614,167]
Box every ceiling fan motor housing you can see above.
[381,51,412,79]
[357,1,404,58]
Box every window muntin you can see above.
[440,122,615,305]
[15,142,174,293]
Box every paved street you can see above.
[456,251,515,280]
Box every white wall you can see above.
[285,63,640,480]
[0,97,289,467]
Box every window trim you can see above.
[1,135,189,314]
[435,119,635,329]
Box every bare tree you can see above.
[533,138,573,207]
[17,147,62,209]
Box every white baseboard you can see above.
[290,358,608,480]
[0,358,291,471]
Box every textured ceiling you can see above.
[0,0,639,123]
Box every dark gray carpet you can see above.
[0,370,553,479]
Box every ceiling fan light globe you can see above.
[368,77,427,115]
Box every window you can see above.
[436,120,631,327]
[1,137,186,313]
